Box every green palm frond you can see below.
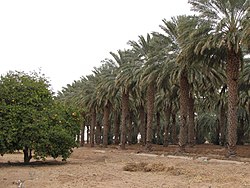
[197,112,218,136]
[189,0,249,53]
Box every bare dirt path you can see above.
[1,145,250,188]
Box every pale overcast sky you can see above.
[0,0,191,93]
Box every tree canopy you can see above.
[57,0,249,157]
[0,71,80,163]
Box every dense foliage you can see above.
[57,0,249,157]
[1,0,248,160]
[0,71,80,163]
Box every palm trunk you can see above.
[237,118,245,145]
[226,50,240,156]
[133,122,139,144]
[214,121,220,145]
[163,104,171,147]
[248,101,250,114]
[103,101,111,147]
[80,112,86,147]
[114,111,120,145]
[171,112,177,144]
[156,112,161,144]
[127,111,133,145]
[87,125,90,144]
[179,72,189,152]
[95,121,101,145]
[146,82,155,150]
[188,95,195,146]
[139,105,146,145]
[80,123,85,147]
[120,91,129,149]
[90,108,96,147]
[219,105,226,146]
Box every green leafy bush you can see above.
[0,71,80,163]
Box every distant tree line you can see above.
[57,0,250,157]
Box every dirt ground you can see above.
[1,144,250,188]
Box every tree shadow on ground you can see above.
[0,160,67,168]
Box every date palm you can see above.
[129,34,164,149]
[129,64,147,145]
[239,59,250,111]
[238,59,250,143]
[58,75,99,147]
[110,50,138,149]
[95,61,119,147]
[159,15,204,151]
[189,0,250,156]
[56,80,88,146]
[81,75,99,147]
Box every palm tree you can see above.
[155,57,179,146]
[238,58,250,144]
[189,0,249,156]
[95,61,118,147]
[239,58,250,113]
[155,90,172,146]
[110,50,138,149]
[57,81,83,145]
[56,74,99,147]
[81,75,99,147]
[159,15,203,151]
[129,34,164,149]
[130,65,147,145]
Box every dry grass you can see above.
[123,162,187,177]
[123,162,165,172]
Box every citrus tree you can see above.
[0,71,80,163]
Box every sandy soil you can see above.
[1,144,250,188]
